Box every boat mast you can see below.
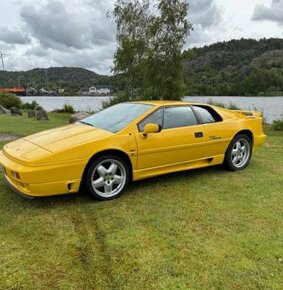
[0,51,5,70]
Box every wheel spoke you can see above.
[104,183,113,194]
[232,149,238,156]
[92,177,104,189]
[232,156,239,164]
[97,165,107,177]
[238,154,243,162]
[109,163,118,175]
[236,141,241,150]
[113,175,123,184]
[90,158,127,198]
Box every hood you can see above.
[23,123,112,152]
[4,123,112,163]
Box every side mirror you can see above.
[143,123,161,137]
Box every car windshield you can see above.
[80,103,153,133]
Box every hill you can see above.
[182,38,283,96]
[0,67,110,93]
[0,38,282,96]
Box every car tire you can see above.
[86,155,130,201]
[224,134,252,171]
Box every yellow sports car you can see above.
[0,101,266,200]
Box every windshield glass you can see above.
[81,103,153,133]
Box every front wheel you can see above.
[224,134,252,171]
[86,155,130,201]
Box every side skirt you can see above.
[132,155,224,181]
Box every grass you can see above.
[0,111,71,137]
[0,113,282,289]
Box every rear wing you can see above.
[233,110,263,118]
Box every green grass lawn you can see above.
[0,113,282,289]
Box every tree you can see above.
[112,0,150,97]
[112,0,192,100]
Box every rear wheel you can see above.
[86,155,129,201]
[224,134,252,171]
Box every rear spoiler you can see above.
[233,110,263,118]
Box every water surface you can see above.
[20,95,283,124]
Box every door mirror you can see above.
[143,123,161,136]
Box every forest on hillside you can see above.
[182,38,283,96]
[0,38,282,96]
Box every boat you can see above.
[0,87,26,96]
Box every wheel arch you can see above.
[80,149,133,191]
[233,129,254,146]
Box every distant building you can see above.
[58,88,65,94]
[78,87,90,95]
[89,86,97,94]
[39,87,48,94]
[89,85,111,95]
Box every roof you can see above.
[133,100,193,106]
[94,85,111,89]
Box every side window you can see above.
[193,106,218,123]
[138,109,163,132]
[163,106,198,129]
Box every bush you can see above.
[0,93,22,109]
[207,99,241,110]
[35,105,44,111]
[207,99,226,108]
[102,93,130,109]
[271,118,283,131]
[21,100,40,110]
[57,103,75,113]
[227,103,240,110]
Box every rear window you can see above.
[193,106,222,123]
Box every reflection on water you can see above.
[20,95,283,124]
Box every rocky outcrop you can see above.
[69,112,91,123]
[11,106,23,116]
[36,110,49,120]
[27,110,36,118]
[251,50,283,68]
[0,105,10,114]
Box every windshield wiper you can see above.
[79,121,93,126]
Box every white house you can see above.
[89,85,111,95]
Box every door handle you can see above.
[194,132,203,138]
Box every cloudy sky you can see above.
[0,0,282,75]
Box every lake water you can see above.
[20,95,283,124]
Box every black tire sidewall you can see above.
[86,154,130,201]
[224,134,252,171]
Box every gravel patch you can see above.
[0,133,20,142]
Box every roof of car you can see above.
[134,100,193,106]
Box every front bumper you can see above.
[0,164,34,199]
[0,150,84,198]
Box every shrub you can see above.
[271,118,283,131]
[35,105,44,111]
[102,93,130,109]
[21,100,40,110]
[0,93,22,109]
[207,99,226,108]
[207,99,241,110]
[58,103,75,113]
[227,103,240,110]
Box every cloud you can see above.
[20,0,115,50]
[186,0,221,46]
[0,26,31,44]
[252,0,283,26]
[189,0,221,28]
[16,0,116,74]
[25,46,49,57]
[20,0,90,49]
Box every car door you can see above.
[134,106,207,170]
[192,105,233,156]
